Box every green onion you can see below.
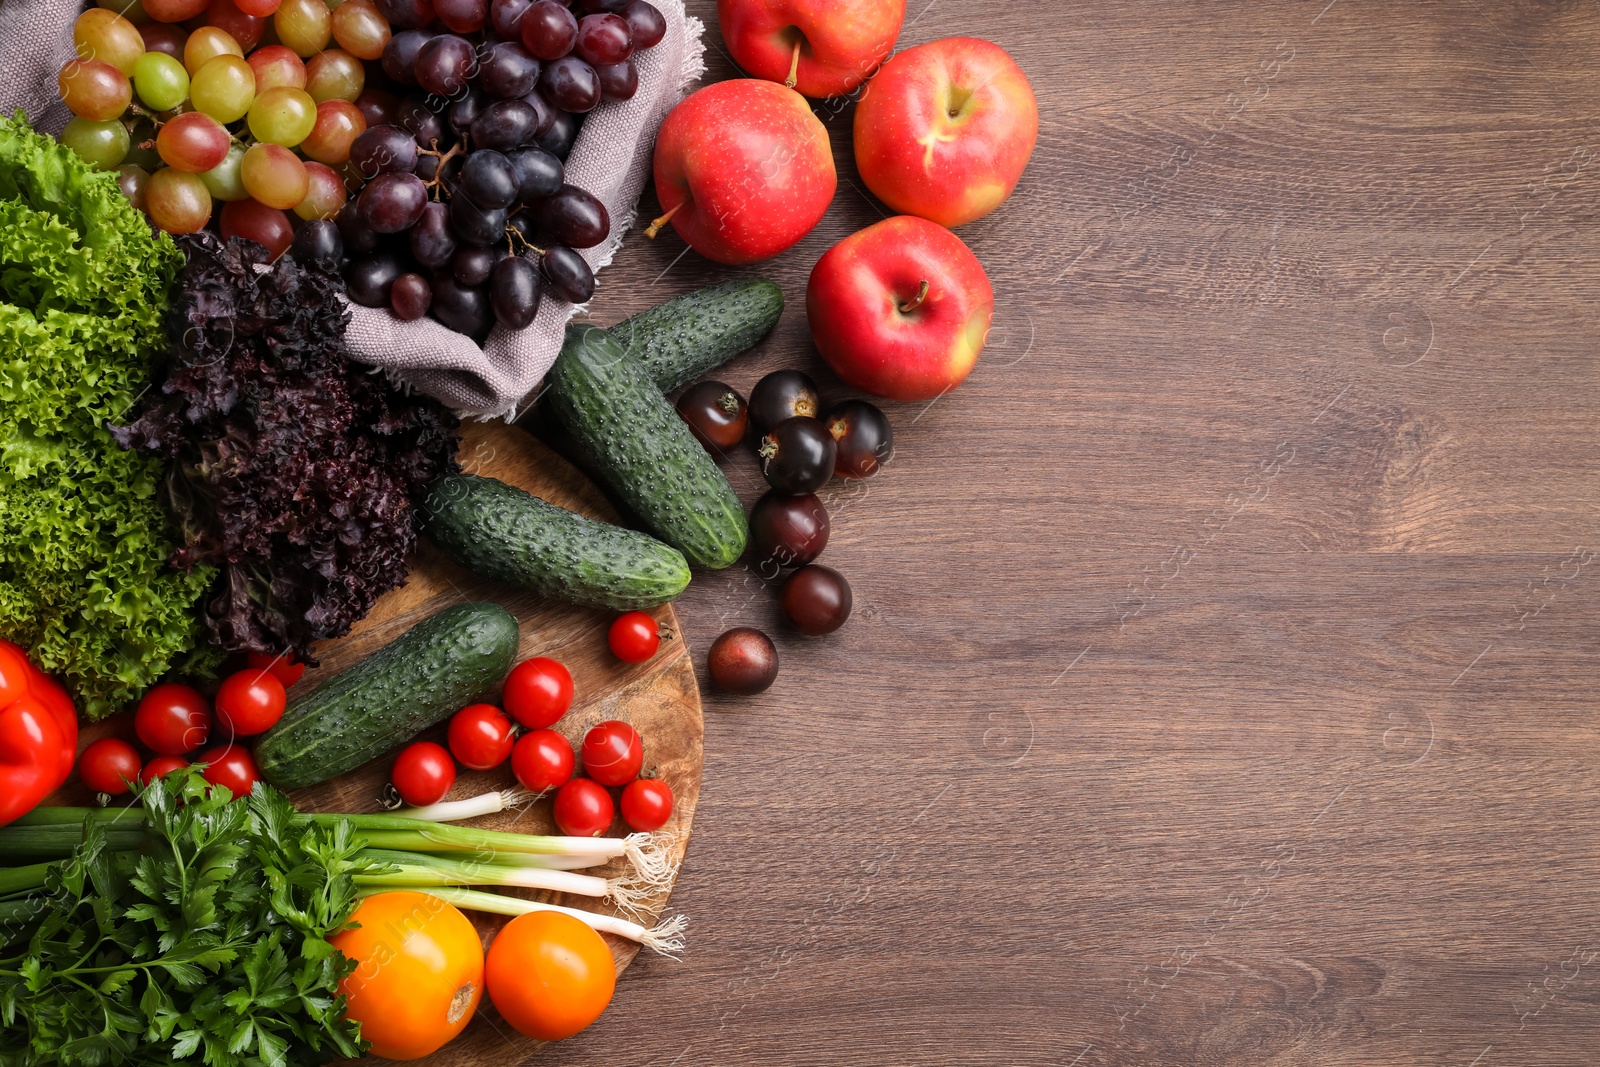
[400,886,688,958]
[393,787,536,822]
[354,849,616,900]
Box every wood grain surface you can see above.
[533,1,1600,1064]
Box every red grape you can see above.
[58,58,132,122]
[391,272,432,320]
[301,98,366,164]
[358,171,428,232]
[415,34,476,97]
[435,0,486,33]
[156,111,231,173]
[489,255,542,328]
[539,244,594,303]
[574,13,631,66]
[519,0,577,60]
[146,167,213,233]
[622,0,664,48]
[220,197,293,258]
[540,55,600,112]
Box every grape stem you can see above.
[644,201,682,239]
[506,225,545,258]
[418,140,461,199]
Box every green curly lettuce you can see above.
[0,113,216,718]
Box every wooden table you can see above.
[555,2,1600,1063]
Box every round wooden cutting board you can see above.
[48,421,704,1065]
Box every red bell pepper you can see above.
[0,639,79,826]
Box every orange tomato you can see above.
[485,911,615,1041]
[332,891,484,1060]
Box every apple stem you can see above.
[644,201,683,239]
[784,37,802,89]
[899,280,931,313]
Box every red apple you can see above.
[854,37,1039,228]
[648,79,836,265]
[718,0,904,99]
[806,215,994,401]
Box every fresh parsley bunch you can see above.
[0,773,368,1067]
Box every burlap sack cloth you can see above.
[0,0,705,418]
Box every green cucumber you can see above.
[543,324,748,569]
[423,473,691,609]
[607,278,784,392]
[255,602,519,790]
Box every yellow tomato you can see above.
[485,911,615,1041]
[332,891,484,1060]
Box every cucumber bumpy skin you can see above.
[254,601,520,791]
[424,473,691,609]
[543,324,748,570]
[606,278,784,393]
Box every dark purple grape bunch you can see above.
[313,0,669,338]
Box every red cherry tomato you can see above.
[246,649,306,688]
[214,669,287,737]
[139,755,190,787]
[607,612,660,663]
[78,738,142,796]
[552,778,614,837]
[620,777,674,832]
[134,683,212,755]
[501,657,574,729]
[510,729,574,793]
[197,744,260,798]
[579,720,642,787]
[391,741,456,807]
[447,704,515,771]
